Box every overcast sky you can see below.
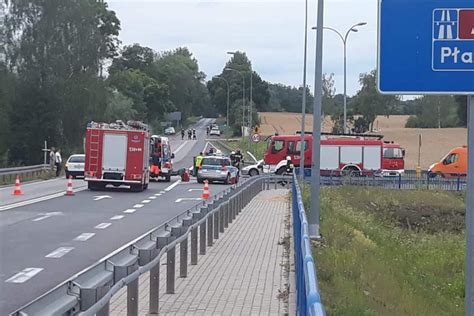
[108,0,378,97]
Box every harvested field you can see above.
[258,112,467,170]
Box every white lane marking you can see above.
[173,141,188,154]
[154,193,162,197]
[141,200,151,204]
[149,196,157,200]
[74,233,95,241]
[95,223,112,229]
[176,198,203,203]
[45,247,74,258]
[165,180,181,192]
[124,209,136,214]
[0,188,87,212]
[110,215,124,220]
[93,195,111,201]
[133,204,144,208]
[5,268,43,283]
[32,211,63,222]
[160,191,165,194]
[188,189,204,192]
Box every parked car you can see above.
[65,154,85,179]
[197,156,239,184]
[209,127,221,136]
[164,127,176,135]
[428,146,467,178]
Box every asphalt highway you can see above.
[0,118,234,315]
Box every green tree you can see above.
[208,51,270,132]
[405,95,460,128]
[3,0,120,163]
[455,96,467,127]
[104,89,137,122]
[352,70,399,132]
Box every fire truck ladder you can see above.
[88,130,101,174]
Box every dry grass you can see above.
[258,112,467,170]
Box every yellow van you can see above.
[428,146,467,178]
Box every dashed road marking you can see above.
[188,188,204,192]
[165,180,181,192]
[176,198,203,203]
[124,209,136,214]
[32,212,63,222]
[74,233,95,241]
[141,200,151,204]
[5,268,43,283]
[110,215,125,220]
[95,223,112,229]
[133,204,144,208]
[154,193,162,197]
[149,196,157,200]
[45,247,74,258]
[159,191,165,194]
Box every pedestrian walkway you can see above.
[110,189,294,315]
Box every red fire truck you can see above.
[263,133,405,176]
[84,121,151,191]
[150,135,174,182]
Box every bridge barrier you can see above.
[0,164,50,184]
[292,171,326,316]
[11,175,293,316]
[296,168,467,191]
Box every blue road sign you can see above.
[378,0,474,94]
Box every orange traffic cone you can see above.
[12,176,23,196]
[65,176,75,196]
[201,180,210,200]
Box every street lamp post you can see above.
[312,22,367,134]
[215,76,230,127]
[299,0,309,180]
[224,67,245,135]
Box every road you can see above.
[0,118,234,315]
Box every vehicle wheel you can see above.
[249,169,259,177]
[224,174,230,185]
[276,167,291,176]
[165,176,171,182]
[342,166,361,177]
[88,182,103,191]
[131,184,143,192]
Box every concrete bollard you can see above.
[180,237,188,278]
[214,206,220,239]
[199,220,206,255]
[191,227,198,265]
[127,277,139,316]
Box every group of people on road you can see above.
[49,147,62,177]
[181,128,197,140]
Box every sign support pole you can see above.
[466,95,474,316]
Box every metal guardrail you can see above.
[11,175,292,316]
[0,164,49,183]
[292,172,325,316]
[297,168,467,191]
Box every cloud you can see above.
[108,0,378,96]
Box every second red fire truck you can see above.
[264,133,405,176]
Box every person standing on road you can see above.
[49,147,56,172]
[188,129,192,140]
[192,128,197,140]
[181,129,185,140]
[194,152,204,177]
[233,149,244,174]
[55,149,62,177]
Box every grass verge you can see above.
[303,186,465,315]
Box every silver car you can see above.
[197,156,239,184]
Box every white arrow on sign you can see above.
[32,212,64,222]
[94,195,112,201]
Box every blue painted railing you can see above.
[292,172,325,316]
